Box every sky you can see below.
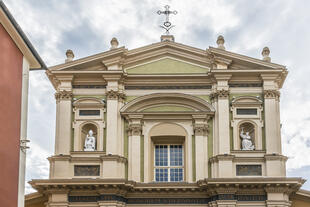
[3,0,310,193]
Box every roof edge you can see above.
[0,1,46,70]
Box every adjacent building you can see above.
[25,33,310,206]
[0,1,46,207]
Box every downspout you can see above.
[18,57,30,207]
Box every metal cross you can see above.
[157,5,177,34]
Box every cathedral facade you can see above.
[26,35,310,207]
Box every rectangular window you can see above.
[154,145,183,182]
[79,110,100,116]
[236,108,257,115]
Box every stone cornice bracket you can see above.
[126,114,143,136]
[54,90,73,102]
[263,90,280,99]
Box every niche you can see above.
[81,123,98,151]
[239,122,255,150]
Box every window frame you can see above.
[153,144,184,182]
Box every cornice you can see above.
[209,47,286,69]
[49,47,127,71]
[29,177,305,196]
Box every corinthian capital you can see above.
[193,123,209,136]
[106,90,126,101]
[127,124,142,136]
[210,89,229,101]
[126,114,143,136]
[264,90,280,99]
[55,90,73,101]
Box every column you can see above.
[54,90,73,155]
[127,115,143,182]
[193,115,209,180]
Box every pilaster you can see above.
[127,115,143,182]
[104,72,125,155]
[212,74,231,155]
[261,74,282,154]
[46,191,69,207]
[54,75,73,155]
[193,114,209,180]
[265,186,292,207]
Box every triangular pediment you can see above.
[48,41,286,74]
[125,57,209,74]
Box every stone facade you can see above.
[28,35,308,207]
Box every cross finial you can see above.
[157,5,177,34]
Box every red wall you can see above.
[0,23,23,207]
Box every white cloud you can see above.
[25,142,51,194]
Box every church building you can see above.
[25,7,310,206]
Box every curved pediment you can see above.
[120,93,215,114]
[73,97,105,108]
[125,57,209,74]
[232,96,262,106]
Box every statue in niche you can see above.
[84,130,96,151]
[240,127,255,150]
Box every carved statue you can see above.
[240,127,255,150]
[84,130,96,151]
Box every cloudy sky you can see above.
[3,0,310,193]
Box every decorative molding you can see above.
[125,85,212,90]
[263,90,280,99]
[68,194,267,204]
[229,83,263,88]
[264,154,288,161]
[73,85,106,89]
[100,155,127,163]
[54,90,73,101]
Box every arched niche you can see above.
[239,122,255,150]
[80,123,98,151]
[231,96,263,151]
[72,97,105,152]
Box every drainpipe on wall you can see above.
[18,57,30,207]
